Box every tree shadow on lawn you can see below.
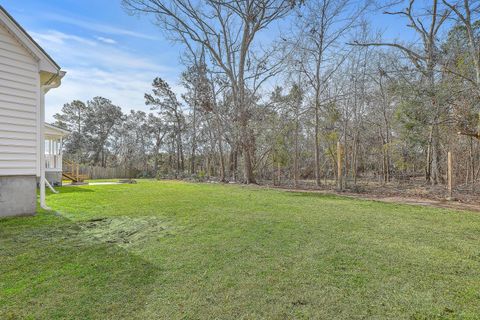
[284,191,350,201]
[0,213,163,319]
[49,186,95,194]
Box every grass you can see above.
[1,180,480,319]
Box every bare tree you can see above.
[442,0,480,89]
[353,0,451,184]
[146,78,185,177]
[441,0,480,140]
[291,0,368,186]
[123,0,298,183]
[147,113,167,175]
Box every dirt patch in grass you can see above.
[246,183,480,213]
[10,216,176,249]
[78,216,175,247]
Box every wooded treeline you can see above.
[55,0,480,189]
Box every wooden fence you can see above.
[78,165,136,180]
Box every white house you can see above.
[0,6,65,217]
[45,123,69,186]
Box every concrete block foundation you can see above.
[46,171,62,186]
[0,175,36,217]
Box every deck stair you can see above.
[62,160,88,183]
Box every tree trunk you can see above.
[216,121,226,182]
[470,137,475,185]
[176,134,181,177]
[343,125,348,188]
[352,134,358,185]
[154,143,160,176]
[229,145,237,181]
[277,161,281,186]
[430,124,441,185]
[239,107,256,183]
[426,126,433,183]
[294,112,300,188]
[190,98,197,175]
[314,99,321,187]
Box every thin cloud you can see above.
[43,12,159,40]
[46,67,159,119]
[32,30,97,46]
[96,36,117,45]
[29,30,180,121]
[30,30,173,71]
[45,67,185,121]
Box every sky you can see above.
[1,0,417,122]
[2,0,185,121]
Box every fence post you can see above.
[337,141,343,191]
[447,151,453,200]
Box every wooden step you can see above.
[62,160,89,182]
[62,171,88,182]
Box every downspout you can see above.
[39,72,64,210]
[39,85,50,209]
[45,179,59,194]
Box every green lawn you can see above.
[1,180,480,319]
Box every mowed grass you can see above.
[1,181,480,319]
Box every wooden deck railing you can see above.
[62,160,88,183]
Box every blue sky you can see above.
[2,0,184,121]
[1,1,418,122]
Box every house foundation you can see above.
[46,171,63,186]
[0,176,36,217]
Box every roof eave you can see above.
[45,123,71,136]
[0,5,61,73]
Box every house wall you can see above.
[0,23,40,216]
[0,23,39,178]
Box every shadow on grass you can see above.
[285,190,350,201]
[49,186,95,194]
[0,213,161,319]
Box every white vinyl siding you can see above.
[0,23,39,176]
